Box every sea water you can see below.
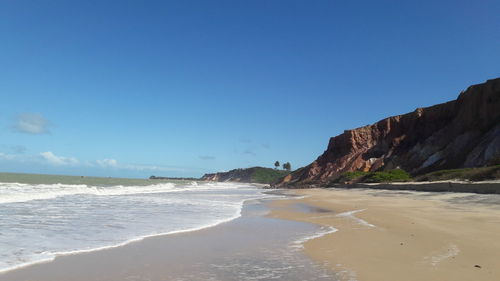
[0,174,273,273]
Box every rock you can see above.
[278,78,500,186]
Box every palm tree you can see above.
[283,162,291,171]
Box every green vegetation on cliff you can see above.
[333,165,500,184]
[415,165,500,182]
[366,169,412,182]
[250,167,291,184]
[335,169,412,183]
[341,171,369,181]
[202,167,291,184]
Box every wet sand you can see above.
[269,188,500,281]
[0,198,336,281]
[3,188,500,281]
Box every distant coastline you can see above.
[149,175,199,181]
[151,166,291,184]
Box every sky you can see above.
[0,0,499,178]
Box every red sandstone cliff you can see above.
[279,78,500,186]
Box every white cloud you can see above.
[13,113,51,134]
[96,158,119,168]
[40,151,79,166]
[92,159,183,172]
[0,152,16,161]
[0,151,37,162]
[123,164,186,172]
[2,149,188,173]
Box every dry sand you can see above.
[3,187,500,281]
[269,188,500,281]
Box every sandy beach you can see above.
[270,188,500,281]
[2,186,500,281]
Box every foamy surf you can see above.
[0,181,244,204]
[290,226,338,250]
[0,180,271,274]
[336,209,375,227]
[424,243,460,267]
[0,210,243,274]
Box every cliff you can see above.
[279,78,500,186]
[202,167,290,184]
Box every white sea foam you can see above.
[424,243,460,267]
[0,208,243,274]
[291,226,338,249]
[0,181,269,273]
[336,209,375,227]
[0,181,245,204]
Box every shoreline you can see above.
[0,186,274,275]
[0,195,337,281]
[269,188,500,281]
[4,186,500,280]
[0,180,273,275]
[0,208,244,275]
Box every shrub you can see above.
[250,167,291,184]
[364,169,412,183]
[334,169,411,183]
[416,165,500,182]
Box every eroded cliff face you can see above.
[280,78,500,186]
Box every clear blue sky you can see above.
[0,0,498,178]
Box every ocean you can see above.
[0,173,274,273]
